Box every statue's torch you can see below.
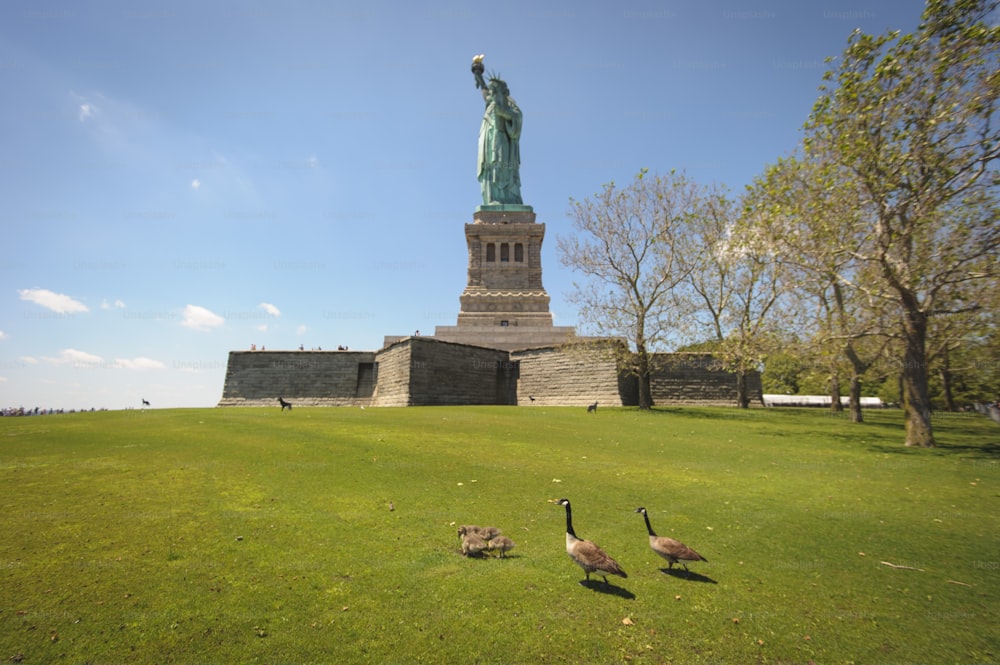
[471,54,485,88]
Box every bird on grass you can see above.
[555,498,627,584]
[461,532,488,557]
[479,526,502,541]
[488,536,516,558]
[457,525,484,539]
[634,506,707,572]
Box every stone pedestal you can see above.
[433,208,576,350]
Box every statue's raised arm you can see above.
[471,54,487,92]
[471,54,524,207]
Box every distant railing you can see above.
[762,394,884,408]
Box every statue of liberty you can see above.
[471,55,524,207]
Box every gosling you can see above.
[461,533,488,557]
[488,536,516,558]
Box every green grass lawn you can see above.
[1,406,997,664]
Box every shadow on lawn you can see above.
[862,416,1000,460]
[660,568,718,584]
[815,413,1000,461]
[867,439,1000,460]
[579,579,636,599]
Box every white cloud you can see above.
[78,102,95,122]
[0,330,8,341]
[306,155,320,168]
[19,288,89,314]
[257,324,269,332]
[191,178,201,189]
[33,349,164,371]
[296,324,307,336]
[114,357,166,370]
[181,304,224,331]
[100,298,126,310]
[259,302,281,317]
[43,348,104,368]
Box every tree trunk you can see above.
[636,347,653,410]
[940,368,956,412]
[736,369,749,409]
[843,343,867,423]
[849,373,863,423]
[829,371,843,413]
[900,309,935,447]
[939,347,956,412]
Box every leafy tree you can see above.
[802,0,1000,446]
[928,282,1000,407]
[558,170,703,409]
[749,153,892,421]
[678,191,789,407]
[760,348,805,395]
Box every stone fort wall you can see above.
[372,338,512,406]
[216,338,761,408]
[396,339,513,406]
[217,350,376,407]
[649,353,763,406]
[512,342,634,406]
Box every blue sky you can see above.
[0,0,923,410]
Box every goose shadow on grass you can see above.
[659,568,718,584]
[579,579,636,599]
[456,550,524,561]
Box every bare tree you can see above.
[558,169,703,409]
[678,189,789,408]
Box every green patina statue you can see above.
[472,55,525,208]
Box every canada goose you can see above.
[555,498,627,584]
[634,507,707,572]
[488,536,516,558]
[461,533,488,557]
